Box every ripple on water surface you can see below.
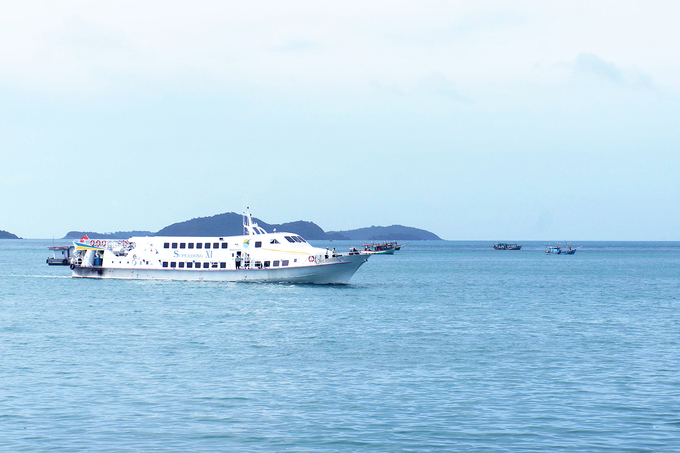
[0,240,679,451]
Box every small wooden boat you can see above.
[493,243,522,250]
[362,241,399,255]
[47,245,74,265]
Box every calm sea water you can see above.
[1,239,679,452]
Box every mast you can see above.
[242,207,266,235]
[243,207,251,235]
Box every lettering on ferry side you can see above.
[206,250,213,258]
[172,253,203,259]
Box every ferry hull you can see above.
[71,254,369,284]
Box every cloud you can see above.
[47,15,130,55]
[574,53,624,83]
[271,39,323,53]
[573,53,658,91]
[420,74,470,103]
[369,80,404,97]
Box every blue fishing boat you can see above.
[545,243,579,255]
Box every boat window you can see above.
[273,260,280,267]
[255,241,262,248]
[221,243,228,249]
[187,262,193,268]
[196,243,202,249]
[188,243,194,249]
[178,262,184,268]
[270,239,280,244]
[164,243,169,249]
[254,261,262,268]
[220,262,226,268]
[264,261,270,267]
[296,236,306,243]
[282,260,289,266]
[170,262,176,268]
[292,236,302,243]
[172,243,178,248]
[213,243,219,249]
[180,243,186,249]
[284,236,295,243]
[162,261,168,267]
[211,262,218,268]
[205,243,210,249]
[203,262,209,269]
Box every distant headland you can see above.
[0,230,20,239]
[63,212,441,241]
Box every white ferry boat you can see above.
[69,209,369,284]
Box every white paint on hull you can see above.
[72,253,368,284]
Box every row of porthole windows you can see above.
[252,260,287,268]
[161,260,290,269]
[164,242,228,250]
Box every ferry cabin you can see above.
[147,233,325,271]
[82,233,332,269]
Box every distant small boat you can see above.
[545,243,580,255]
[493,243,522,250]
[362,241,400,255]
[47,245,74,265]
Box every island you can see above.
[64,212,441,241]
[0,230,20,239]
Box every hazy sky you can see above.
[1,1,679,240]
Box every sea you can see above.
[1,239,679,452]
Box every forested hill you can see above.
[327,225,441,241]
[0,230,20,239]
[156,213,331,240]
[63,212,441,241]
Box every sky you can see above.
[1,1,679,240]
